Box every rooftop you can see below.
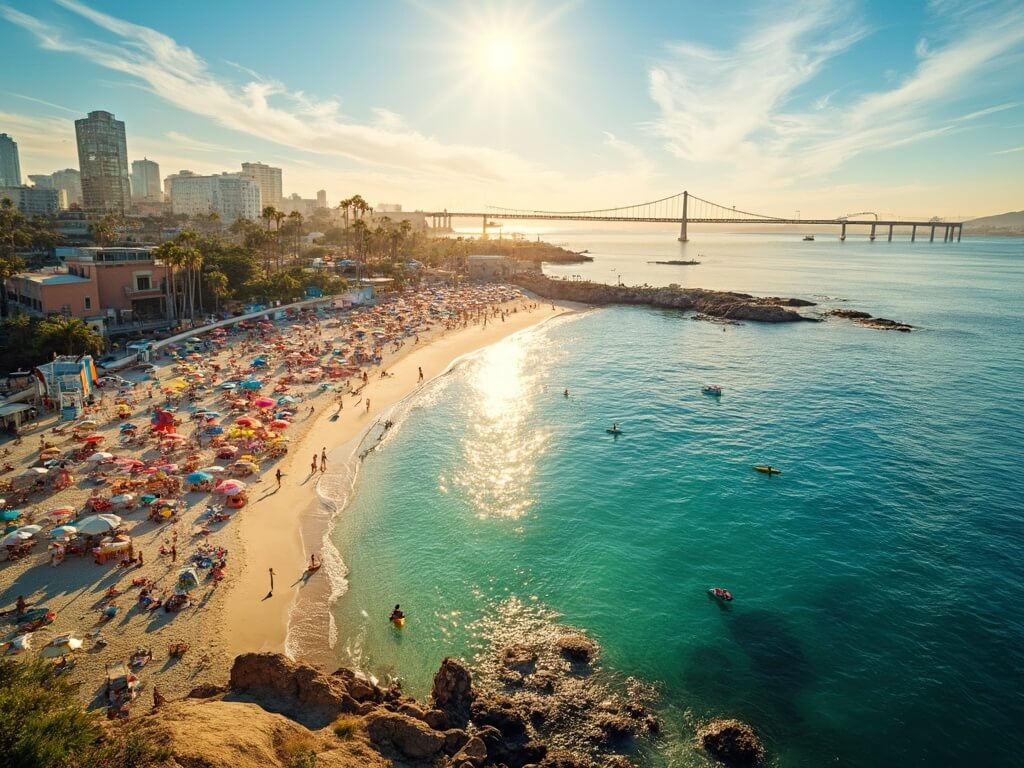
[16,271,91,285]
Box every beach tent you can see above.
[175,567,200,594]
[74,514,122,536]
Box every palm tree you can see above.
[37,315,103,358]
[152,241,182,322]
[206,271,228,314]
[88,213,120,247]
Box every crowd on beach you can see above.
[0,282,539,715]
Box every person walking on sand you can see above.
[321,447,327,467]
[418,366,424,383]
[311,455,318,474]
[365,398,371,413]
[268,568,275,596]
[275,468,282,488]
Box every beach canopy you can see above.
[49,525,77,539]
[175,567,200,594]
[240,379,263,390]
[2,530,32,546]
[187,471,213,483]
[1,509,22,522]
[235,417,262,428]
[214,479,246,495]
[86,451,114,463]
[253,397,275,408]
[187,337,202,343]
[74,514,122,536]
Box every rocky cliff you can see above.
[512,274,816,323]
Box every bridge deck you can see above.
[430,213,962,226]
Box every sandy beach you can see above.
[0,285,570,709]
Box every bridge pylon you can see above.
[678,190,689,242]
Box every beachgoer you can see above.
[321,447,327,466]
[418,366,424,383]
[15,595,27,615]
[171,544,177,563]
[310,554,319,569]
[311,455,318,474]
[269,568,275,595]
[275,468,282,488]
[366,398,371,413]
[564,389,569,397]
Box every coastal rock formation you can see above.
[697,718,766,767]
[556,634,598,664]
[513,273,817,323]
[826,308,914,331]
[364,710,447,760]
[432,656,475,728]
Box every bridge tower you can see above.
[677,190,689,242]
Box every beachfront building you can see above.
[5,247,172,335]
[28,169,83,208]
[131,158,162,202]
[168,172,261,223]
[0,185,61,216]
[240,162,282,209]
[0,133,21,186]
[32,355,99,419]
[467,254,511,281]
[75,110,131,214]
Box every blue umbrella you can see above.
[219,382,238,390]
[205,425,224,435]
[186,471,213,484]
[1,510,22,522]
[252,357,267,367]
[120,423,137,431]
[140,494,157,505]
[276,395,296,404]
[240,380,262,390]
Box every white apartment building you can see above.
[168,172,261,223]
[240,162,282,209]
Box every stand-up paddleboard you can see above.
[753,465,781,475]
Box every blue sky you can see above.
[1,0,1022,217]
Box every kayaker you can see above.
[389,604,404,622]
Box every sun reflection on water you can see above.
[452,334,547,519]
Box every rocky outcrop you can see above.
[364,710,447,760]
[228,652,370,728]
[556,635,598,664]
[826,308,913,331]
[513,273,817,323]
[431,656,474,728]
[697,719,766,767]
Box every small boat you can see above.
[606,428,623,435]
[753,465,781,475]
[701,385,722,396]
[391,616,405,629]
[803,235,815,241]
[708,587,733,602]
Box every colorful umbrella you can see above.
[276,395,296,404]
[186,471,213,483]
[1,509,22,522]
[83,434,105,443]
[214,479,246,495]
[74,514,122,536]
[49,525,78,539]
[86,451,114,463]
[253,397,275,408]
[240,380,263,390]
[269,419,290,430]
[109,494,135,505]
[1,530,31,546]
[46,506,75,521]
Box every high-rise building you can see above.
[28,169,83,208]
[0,185,60,216]
[168,172,261,223]
[0,133,21,187]
[240,162,282,210]
[75,110,131,214]
[316,189,327,209]
[131,158,162,202]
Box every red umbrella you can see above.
[84,434,105,442]
[269,419,290,430]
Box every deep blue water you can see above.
[326,233,1024,766]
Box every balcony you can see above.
[124,284,163,297]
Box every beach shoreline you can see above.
[222,298,576,661]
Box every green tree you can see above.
[36,315,103,358]
[206,270,228,313]
[87,213,120,247]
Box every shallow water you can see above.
[322,233,1024,766]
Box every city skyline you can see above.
[1,0,1022,218]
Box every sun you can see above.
[483,37,522,77]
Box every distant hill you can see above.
[964,211,1024,235]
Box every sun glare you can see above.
[484,37,521,76]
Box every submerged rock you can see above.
[697,718,766,767]
[557,635,599,664]
[826,308,913,331]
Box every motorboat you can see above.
[708,587,733,601]
[803,235,815,241]
[701,385,722,396]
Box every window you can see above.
[85,296,92,310]
[136,276,151,291]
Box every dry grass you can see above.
[331,715,360,741]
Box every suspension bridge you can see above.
[427,191,964,243]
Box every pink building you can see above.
[5,247,172,335]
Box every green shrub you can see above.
[331,715,360,740]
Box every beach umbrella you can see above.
[83,434,105,443]
[49,525,78,539]
[219,382,237,390]
[17,525,43,537]
[200,465,226,474]
[73,419,98,429]
[46,506,75,521]
[110,494,135,505]
[175,567,200,594]
[252,358,268,368]
[214,479,246,495]
[18,467,48,477]
[119,423,138,432]
[187,337,201,343]
[235,416,262,428]
[114,457,144,468]
[1,530,32,546]
[276,395,296,405]
[187,471,213,484]
[205,425,224,435]
[269,419,290,430]
[74,514,121,536]
[1,509,22,522]
[253,396,275,408]
[86,451,114,463]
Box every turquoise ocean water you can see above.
[323,232,1024,766]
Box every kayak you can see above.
[753,465,781,475]
[708,587,733,601]
[702,386,722,396]
[391,616,405,629]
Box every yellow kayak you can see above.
[391,617,405,629]
[753,465,781,475]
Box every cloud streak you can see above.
[647,0,1024,184]
[1,0,541,184]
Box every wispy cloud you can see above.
[992,145,1024,154]
[0,0,540,184]
[647,0,1024,184]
